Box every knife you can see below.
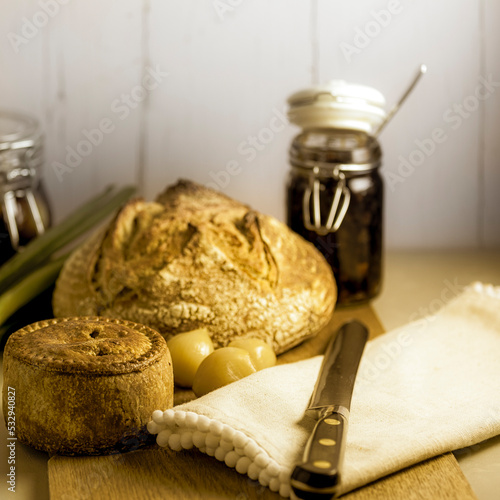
[291,320,368,499]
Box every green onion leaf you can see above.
[0,254,67,329]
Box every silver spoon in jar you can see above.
[372,63,427,139]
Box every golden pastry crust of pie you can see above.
[2,316,173,455]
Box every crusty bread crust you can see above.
[53,180,336,354]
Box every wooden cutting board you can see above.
[48,306,478,500]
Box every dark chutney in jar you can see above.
[286,130,383,305]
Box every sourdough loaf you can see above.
[52,180,336,354]
[2,317,173,455]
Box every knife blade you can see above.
[291,320,368,499]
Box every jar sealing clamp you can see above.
[0,111,51,265]
[286,81,386,305]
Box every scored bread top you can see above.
[53,180,336,354]
[4,317,168,374]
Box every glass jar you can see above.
[286,81,386,306]
[0,111,51,265]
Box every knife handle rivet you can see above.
[324,418,341,426]
[313,460,332,469]
[319,438,336,446]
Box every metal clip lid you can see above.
[302,166,350,235]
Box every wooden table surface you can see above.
[47,304,478,500]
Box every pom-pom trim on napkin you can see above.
[471,281,500,298]
[147,409,292,497]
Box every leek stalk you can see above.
[0,255,67,328]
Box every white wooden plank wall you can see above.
[483,0,500,248]
[1,0,499,249]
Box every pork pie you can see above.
[2,316,173,455]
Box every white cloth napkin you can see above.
[148,283,500,497]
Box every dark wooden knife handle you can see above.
[291,411,348,499]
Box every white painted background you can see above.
[1,0,499,249]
